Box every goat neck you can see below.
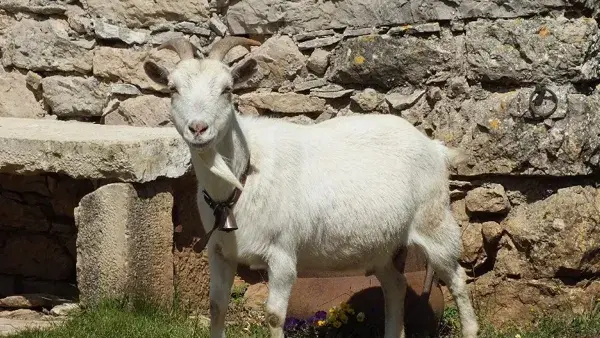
[189,113,250,202]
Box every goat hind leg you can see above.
[417,213,479,338]
[208,244,237,338]
[375,262,407,338]
[265,252,297,338]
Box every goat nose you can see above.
[188,121,208,135]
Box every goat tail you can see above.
[433,140,467,168]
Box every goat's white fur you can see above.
[145,53,479,338]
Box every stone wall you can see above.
[1,0,600,328]
[0,174,93,299]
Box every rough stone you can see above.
[223,45,249,65]
[209,15,228,36]
[297,35,341,50]
[94,20,149,45]
[0,234,74,280]
[448,88,600,176]
[472,275,600,327]
[49,303,80,316]
[25,71,42,91]
[0,117,190,182]
[2,19,94,74]
[0,309,46,320]
[104,95,171,127]
[311,88,353,99]
[343,27,380,37]
[238,92,325,114]
[75,182,174,306]
[329,34,462,89]
[293,78,327,92]
[388,22,440,35]
[42,76,110,117]
[466,17,599,83]
[0,69,45,119]
[233,36,306,90]
[110,84,142,96]
[460,222,484,264]
[93,47,179,93]
[0,294,69,309]
[281,115,315,125]
[500,186,600,278]
[81,0,210,28]
[465,184,511,215]
[306,49,330,75]
[351,89,385,111]
[0,0,66,15]
[226,0,566,35]
[66,7,93,34]
[149,31,186,45]
[386,89,426,111]
[294,29,334,42]
[174,21,212,36]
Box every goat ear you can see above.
[231,58,258,82]
[143,60,170,85]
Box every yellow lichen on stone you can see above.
[359,35,376,42]
[538,26,551,38]
[354,55,366,65]
[489,118,501,130]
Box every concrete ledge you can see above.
[0,118,190,183]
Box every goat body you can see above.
[144,37,479,338]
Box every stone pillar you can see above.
[75,181,174,306]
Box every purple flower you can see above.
[314,311,327,321]
[284,317,301,331]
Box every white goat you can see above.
[144,37,479,338]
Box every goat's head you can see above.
[143,37,260,151]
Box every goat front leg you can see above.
[265,252,297,338]
[208,243,236,338]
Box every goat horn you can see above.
[158,38,195,61]
[208,36,261,61]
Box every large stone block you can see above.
[0,118,190,182]
[472,274,600,328]
[75,182,174,305]
[80,0,210,28]
[466,17,599,83]
[233,36,306,90]
[103,95,171,127]
[226,0,566,35]
[2,19,94,74]
[41,76,110,118]
[0,69,45,119]
[328,34,462,89]
[93,47,178,93]
[226,0,567,35]
[443,87,600,176]
[499,186,600,279]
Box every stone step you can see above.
[0,117,190,183]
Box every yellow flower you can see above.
[347,308,355,315]
[515,334,522,338]
[339,313,348,324]
[340,302,351,311]
[317,320,326,327]
[328,306,338,314]
[333,321,342,328]
[356,312,365,322]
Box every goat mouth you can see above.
[188,138,213,149]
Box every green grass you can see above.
[7,299,268,338]
[438,300,600,338]
[7,299,600,338]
